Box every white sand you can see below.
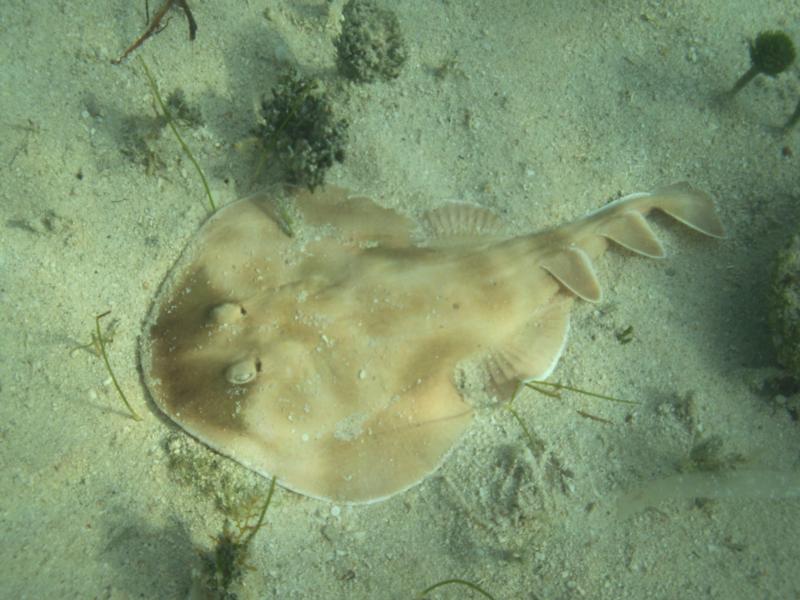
[2,1,800,598]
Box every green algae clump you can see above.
[729,30,796,96]
[258,69,348,190]
[335,0,407,83]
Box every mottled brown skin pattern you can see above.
[142,184,723,503]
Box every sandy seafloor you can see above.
[2,1,800,598]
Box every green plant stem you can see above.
[95,311,142,421]
[506,403,538,453]
[730,65,758,95]
[418,578,495,599]
[524,380,638,405]
[243,475,277,547]
[139,57,216,213]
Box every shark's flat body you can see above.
[141,183,724,503]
